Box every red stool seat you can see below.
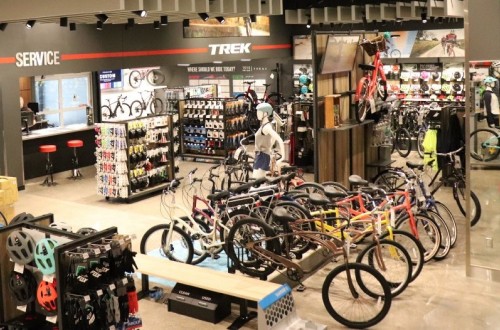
[67,140,84,148]
[39,145,57,153]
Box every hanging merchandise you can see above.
[37,279,58,314]
[6,230,36,265]
[9,269,38,306]
[422,129,438,170]
[34,238,59,275]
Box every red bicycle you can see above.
[354,35,389,123]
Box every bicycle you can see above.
[445,41,456,57]
[101,94,132,120]
[130,91,164,117]
[355,35,389,123]
[128,68,165,89]
[226,200,393,329]
[469,127,500,161]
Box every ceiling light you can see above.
[0,23,7,31]
[127,18,135,28]
[183,19,190,28]
[60,17,68,27]
[198,13,209,21]
[95,14,109,23]
[213,61,223,64]
[70,22,76,31]
[26,20,36,29]
[133,10,147,18]
[395,17,403,23]
[240,59,251,62]
[306,18,311,29]
[154,21,160,30]
[97,21,103,30]
[177,63,190,67]
[250,14,257,23]
[160,15,168,26]
[216,16,225,24]
[421,11,427,23]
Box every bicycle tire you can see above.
[151,98,164,115]
[395,213,441,262]
[355,78,370,123]
[321,181,349,194]
[469,128,500,162]
[178,216,211,265]
[372,169,406,192]
[356,239,412,298]
[220,209,258,244]
[129,70,142,89]
[456,187,481,227]
[390,49,401,58]
[322,262,392,329]
[119,102,133,117]
[377,79,388,101]
[431,201,457,247]
[422,210,451,261]
[266,92,286,106]
[130,100,145,118]
[395,128,412,158]
[273,201,314,256]
[379,229,424,283]
[417,129,426,158]
[225,217,280,278]
[293,182,325,194]
[147,69,165,86]
[100,105,113,121]
[140,224,193,264]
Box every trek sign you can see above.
[208,43,251,55]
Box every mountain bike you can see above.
[101,94,132,120]
[469,128,500,161]
[355,35,389,123]
[130,91,164,117]
[129,68,165,89]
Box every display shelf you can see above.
[319,119,374,132]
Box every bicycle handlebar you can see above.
[434,146,464,157]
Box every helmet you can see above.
[49,222,73,232]
[256,102,273,117]
[300,85,309,94]
[6,230,36,265]
[9,212,34,226]
[298,74,309,85]
[383,31,391,39]
[37,280,58,312]
[76,227,98,236]
[483,76,498,84]
[9,269,37,306]
[34,238,58,275]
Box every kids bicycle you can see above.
[469,127,500,162]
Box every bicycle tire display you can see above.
[321,262,392,329]
[140,223,194,264]
[423,210,451,260]
[469,128,500,162]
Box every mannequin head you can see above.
[483,76,498,89]
[256,102,273,121]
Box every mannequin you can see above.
[483,76,499,128]
[252,103,285,179]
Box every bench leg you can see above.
[227,299,257,330]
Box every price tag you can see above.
[82,252,89,260]
[94,248,101,255]
[43,274,55,283]
[14,263,24,274]
[104,244,111,251]
[97,289,103,296]
[46,315,57,324]
[110,326,116,330]
[109,284,116,290]
[122,278,128,285]
[17,305,27,312]
[398,115,403,125]
[84,295,91,302]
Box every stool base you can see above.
[68,169,83,180]
[41,158,56,187]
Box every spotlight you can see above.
[438,17,443,24]
[421,11,427,23]
[127,18,135,28]
[430,16,435,23]
[97,21,103,30]
[396,17,403,23]
[60,17,68,27]
[133,10,147,18]
[0,23,7,31]
[26,20,36,29]
[198,13,209,21]
[154,21,160,30]
[250,14,257,23]
[160,15,168,26]
[183,19,190,28]
[216,16,225,24]
[70,22,76,31]
[306,18,311,29]
[95,14,109,23]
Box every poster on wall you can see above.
[293,35,312,60]
[320,35,360,74]
[184,16,270,38]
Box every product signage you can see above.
[15,50,60,67]
[208,43,251,55]
[99,70,122,84]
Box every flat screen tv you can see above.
[320,35,360,74]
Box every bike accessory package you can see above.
[9,269,37,306]
[34,238,59,275]
[420,82,430,93]
[400,71,411,81]
[411,71,421,81]
[453,71,463,80]
[7,230,37,265]
[37,279,58,313]
[453,83,463,92]
[431,72,441,80]
[420,71,430,80]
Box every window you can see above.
[34,72,92,127]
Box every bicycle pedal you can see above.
[211,254,220,260]
[296,285,306,292]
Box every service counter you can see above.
[22,124,96,180]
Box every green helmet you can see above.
[256,102,273,116]
[483,76,498,84]
[383,31,391,39]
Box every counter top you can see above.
[22,124,95,141]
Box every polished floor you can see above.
[15,153,500,329]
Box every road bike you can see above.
[470,127,500,161]
[355,35,389,123]
[129,68,165,89]
[130,91,164,117]
[445,41,456,57]
[101,94,132,120]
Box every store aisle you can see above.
[15,159,500,329]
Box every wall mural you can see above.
[184,16,270,38]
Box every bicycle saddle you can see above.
[358,64,376,71]
[406,161,424,171]
[324,186,347,199]
[267,176,284,185]
[309,193,330,206]
[263,83,271,87]
[230,182,254,194]
[348,175,369,187]
[281,166,297,173]
[251,177,268,187]
[207,191,230,202]
[272,207,296,224]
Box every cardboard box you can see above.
[0,176,19,205]
[324,94,341,128]
[0,204,15,224]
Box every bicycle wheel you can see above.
[100,105,113,121]
[455,187,481,227]
[266,92,286,106]
[376,79,388,101]
[130,100,145,118]
[146,69,165,86]
[273,201,314,256]
[395,213,441,262]
[423,210,451,261]
[322,263,392,329]
[220,209,257,243]
[140,224,193,264]
[293,182,325,194]
[178,216,211,265]
[129,70,142,89]
[430,201,457,247]
[395,128,412,158]
[226,217,280,278]
[151,98,164,115]
[356,240,412,298]
[390,49,401,58]
[379,229,424,283]
[372,170,406,192]
[355,78,370,123]
[469,129,500,162]
[417,129,426,158]
[119,102,133,117]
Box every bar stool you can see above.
[67,140,83,179]
[39,145,57,186]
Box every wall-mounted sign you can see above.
[15,51,60,67]
[208,43,251,55]
[99,70,122,84]
[184,17,270,38]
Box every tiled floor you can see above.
[15,153,500,329]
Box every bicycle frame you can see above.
[355,51,388,104]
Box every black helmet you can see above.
[76,227,98,236]
[9,212,34,226]
[9,269,37,306]
[6,230,36,265]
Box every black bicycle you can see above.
[101,94,132,120]
[130,91,164,117]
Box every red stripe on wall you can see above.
[252,44,292,50]
[61,48,209,61]
[0,57,15,64]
